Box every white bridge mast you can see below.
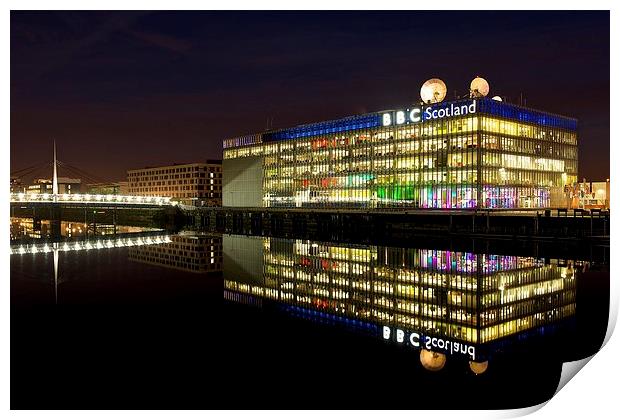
[52,140,59,197]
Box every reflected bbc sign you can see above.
[382,99,477,127]
[382,325,476,360]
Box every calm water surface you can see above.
[10,223,609,409]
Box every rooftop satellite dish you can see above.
[420,78,447,104]
[470,76,490,98]
[492,95,503,102]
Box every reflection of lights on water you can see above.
[11,235,171,255]
[420,349,446,372]
[469,360,489,375]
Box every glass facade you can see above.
[224,235,577,360]
[223,98,577,209]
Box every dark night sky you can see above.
[10,11,610,182]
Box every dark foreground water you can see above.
[10,229,609,409]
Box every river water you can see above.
[10,219,609,409]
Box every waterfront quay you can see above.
[189,206,609,241]
[183,207,609,264]
[10,199,182,232]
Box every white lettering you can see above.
[468,345,476,360]
[384,326,476,360]
[410,108,421,122]
[424,100,477,121]
[425,336,432,350]
[388,100,477,125]
[383,326,391,340]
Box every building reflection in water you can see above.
[10,217,153,241]
[128,232,223,273]
[223,235,577,374]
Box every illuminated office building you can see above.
[86,181,129,195]
[224,235,576,363]
[128,233,222,273]
[10,177,24,194]
[27,177,82,194]
[223,98,577,209]
[127,161,222,206]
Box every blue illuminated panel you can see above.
[478,98,577,131]
[263,113,382,142]
[223,98,577,149]
[281,304,379,334]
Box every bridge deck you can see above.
[10,192,176,207]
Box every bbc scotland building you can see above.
[222,97,578,209]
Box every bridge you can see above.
[10,141,178,209]
[10,191,175,207]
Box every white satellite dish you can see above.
[492,95,503,102]
[420,78,447,104]
[470,76,490,98]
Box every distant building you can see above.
[27,177,81,194]
[10,177,24,193]
[128,233,222,273]
[127,160,222,206]
[572,179,610,209]
[118,181,129,195]
[86,181,128,195]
